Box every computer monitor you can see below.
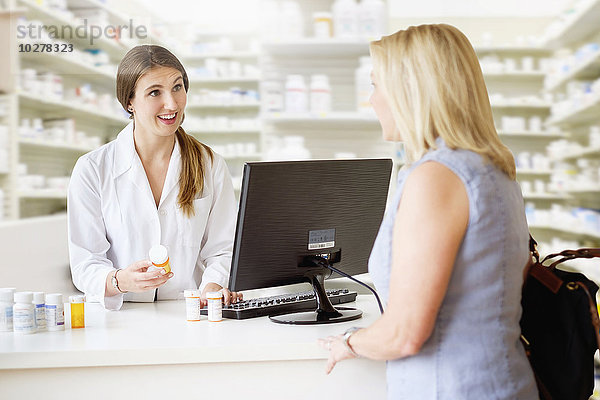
[229,158,393,325]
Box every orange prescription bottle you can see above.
[149,245,171,274]
[69,295,85,329]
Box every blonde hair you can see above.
[369,24,516,179]
[116,45,213,217]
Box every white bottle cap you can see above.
[45,293,63,305]
[207,291,223,299]
[69,295,85,303]
[14,291,33,304]
[0,290,13,303]
[184,289,201,298]
[149,244,168,265]
[33,292,45,304]
[0,288,16,293]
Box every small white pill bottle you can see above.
[0,288,15,332]
[184,289,201,322]
[33,291,46,331]
[207,291,223,322]
[13,291,36,334]
[45,293,65,331]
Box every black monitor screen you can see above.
[229,159,392,295]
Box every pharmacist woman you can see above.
[68,45,242,310]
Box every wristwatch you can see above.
[111,269,126,293]
[343,327,361,357]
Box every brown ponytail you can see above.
[116,45,212,217]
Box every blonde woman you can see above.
[68,45,241,310]
[319,25,537,398]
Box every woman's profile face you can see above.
[369,71,396,141]
[129,66,187,138]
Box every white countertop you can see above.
[1,295,382,370]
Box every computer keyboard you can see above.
[200,288,358,320]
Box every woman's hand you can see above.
[200,283,243,307]
[318,334,357,374]
[117,259,174,293]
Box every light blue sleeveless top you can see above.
[368,139,538,399]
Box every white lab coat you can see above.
[67,122,236,310]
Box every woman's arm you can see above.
[68,156,122,310]
[321,161,469,371]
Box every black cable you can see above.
[314,258,384,314]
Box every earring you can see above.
[128,107,133,112]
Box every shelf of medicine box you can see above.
[223,153,263,161]
[261,39,370,58]
[516,169,553,177]
[473,46,550,56]
[529,224,600,242]
[18,189,67,199]
[17,0,128,60]
[64,0,168,48]
[522,192,571,201]
[546,94,600,127]
[17,92,129,126]
[543,0,600,49]
[189,77,260,84]
[186,128,262,135]
[497,130,566,140]
[182,51,260,61]
[545,49,600,94]
[263,112,380,126]
[18,137,95,153]
[20,50,116,87]
[550,144,600,162]
[186,101,261,110]
[482,71,546,82]
[490,101,552,110]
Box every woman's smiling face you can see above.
[128,66,187,138]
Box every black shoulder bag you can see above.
[520,236,600,400]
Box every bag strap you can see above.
[542,248,600,270]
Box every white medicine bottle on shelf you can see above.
[355,56,374,114]
[310,74,332,114]
[0,288,14,332]
[285,75,308,113]
[280,0,304,39]
[332,0,359,39]
[262,77,284,113]
[358,0,386,40]
[281,136,311,160]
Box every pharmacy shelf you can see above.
[563,187,600,195]
[497,131,565,139]
[20,51,116,87]
[545,49,600,93]
[523,193,571,201]
[189,77,260,84]
[187,102,261,110]
[491,102,552,110]
[187,129,261,135]
[261,39,370,57]
[17,0,128,59]
[516,169,553,177]
[544,0,600,49]
[182,52,259,61]
[18,92,129,126]
[18,189,67,199]
[474,46,550,56]
[223,153,262,160]
[483,71,546,81]
[263,112,379,127]
[529,224,600,241]
[546,93,600,127]
[18,137,95,153]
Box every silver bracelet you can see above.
[343,327,361,357]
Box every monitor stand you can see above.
[269,270,362,325]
